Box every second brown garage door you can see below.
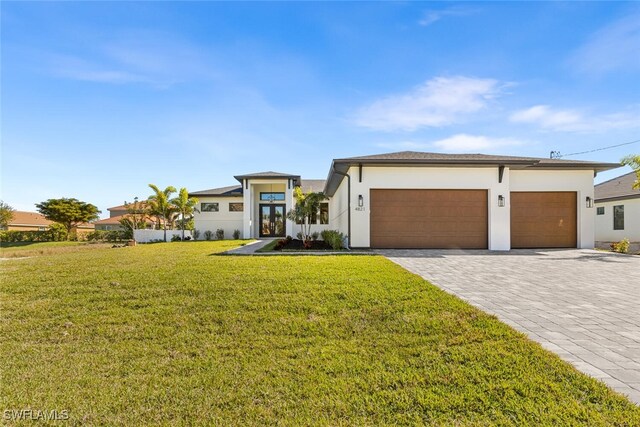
[510,192,577,248]
[370,189,488,249]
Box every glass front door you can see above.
[259,204,286,237]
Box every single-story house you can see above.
[594,171,640,249]
[5,210,95,234]
[190,151,619,250]
[5,211,53,231]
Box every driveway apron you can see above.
[380,249,640,405]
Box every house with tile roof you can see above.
[594,171,640,248]
[94,202,160,231]
[190,151,620,250]
[5,211,95,233]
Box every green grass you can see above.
[1,241,638,426]
[0,241,113,258]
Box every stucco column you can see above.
[285,181,294,238]
[242,180,252,239]
[488,167,511,250]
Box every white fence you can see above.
[134,229,192,243]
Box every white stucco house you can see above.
[594,171,640,249]
[190,151,619,250]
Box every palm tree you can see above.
[147,184,177,242]
[171,188,199,241]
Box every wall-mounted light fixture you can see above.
[586,196,594,208]
[498,195,505,207]
[358,195,364,207]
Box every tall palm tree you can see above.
[147,184,177,242]
[171,188,199,241]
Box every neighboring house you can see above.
[594,171,640,248]
[6,211,53,231]
[190,151,619,250]
[95,203,158,231]
[6,211,95,234]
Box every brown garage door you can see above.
[510,192,577,248]
[370,189,488,249]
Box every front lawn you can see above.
[1,241,638,425]
[0,241,113,258]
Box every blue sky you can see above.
[2,1,639,216]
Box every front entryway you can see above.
[259,204,286,237]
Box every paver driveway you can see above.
[380,249,640,405]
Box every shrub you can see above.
[192,229,201,240]
[311,231,319,241]
[216,229,224,240]
[275,238,287,250]
[204,230,213,241]
[296,231,304,240]
[320,230,345,250]
[233,229,241,240]
[171,234,182,242]
[0,225,69,243]
[86,230,127,242]
[611,238,630,254]
[183,235,192,241]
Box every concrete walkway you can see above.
[223,239,275,254]
[380,249,640,405]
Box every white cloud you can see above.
[354,76,504,132]
[569,13,640,74]
[432,134,524,152]
[376,134,525,153]
[419,7,477,27]
[510,104,640,132]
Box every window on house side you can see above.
[596,206,604,215]
[201,203,219,212]
[319,203,329,224]
[229,202,243,212]
[613,205,624,230]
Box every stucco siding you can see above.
[193,196,244,239]
[595,198,640,243]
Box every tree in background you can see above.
[171,188,199,241]
[35,198,100,237]
[0,201,15,230]
[119,197,149,240]
[147,184,177,242]
[622,154,640,189]
[286,188,327,248]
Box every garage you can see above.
[370,189,488,249]
[510,191,577,248]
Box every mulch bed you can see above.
[278,239,333,251]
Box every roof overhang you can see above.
[323,158,622,196]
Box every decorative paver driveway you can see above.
[380,249,640,405]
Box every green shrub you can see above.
[320,230,345,250]
[311,231,319,241]
[215,229,224,240]
[0,225,69,243]
[204,230,213,241]
[86,230,127,242]
[611,238,630,254]
[171,234,182,242]
[233,229,241,240]
[192,229,201,240]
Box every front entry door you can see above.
[259,204,286,237]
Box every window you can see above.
[229,202,244,212]
[319,203,329,224]
[260,192,285,201]
[309,203,329,224]
[613,205,624,230]
[201,202,219,212]
[596,206,604,215]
